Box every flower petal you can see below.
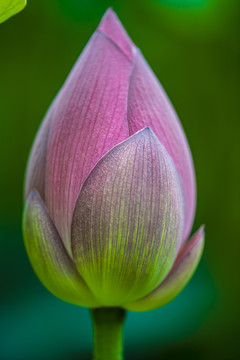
[43,11,136,254]
[23,190,98,307]
[127,50,196,243]
[98,8,135,61]
[25,106,53,202]
[124,226,204,311]
[71,128,185,306]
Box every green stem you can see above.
[90,307,126,360]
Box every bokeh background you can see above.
[0,0,239,359]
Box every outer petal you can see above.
[42,10,136,255]
[25,106,54,202]
[71,128,185,306]
[23,190,99,307]
[124,226,204,311]
[127,50,196,243]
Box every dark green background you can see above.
[0,0,239,359]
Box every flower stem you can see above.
[90,307,126,360]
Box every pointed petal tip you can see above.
[197,225,205,242]
[199,224,205,235]
[196,224,205,235]
[28,188,38,200]
[123,127,161,147]
[174,225,205,269]
[101,7,117,20]
[26,189,50,219]
[97,8,135,61]
[26,189,42,209]
[98,8,124,35]
[142,126,151,132]
[136,126,151,135]
[133,126,155,139]
[187,225,205,250]
[137,126,170,143]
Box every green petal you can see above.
[124,226,204,311]
[0,0,26,23]
[23,190,99,307]
[71,128,185,306]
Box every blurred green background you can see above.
[0,0,239,359]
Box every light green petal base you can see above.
[23,190,99,308]
[0,0,26,23]
[124,227,204,311]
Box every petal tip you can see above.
[133,126,154,138]
[175,225,205,269]
[137,126,162,141]
[26,189,46,210]
[97,8,135,61]
[192,225,205,247]
[26,188,39,205]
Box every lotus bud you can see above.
[23,9,204,311]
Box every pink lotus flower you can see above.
[23,9,204,311]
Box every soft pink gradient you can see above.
[25,9,196,255]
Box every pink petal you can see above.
[25,106,53,202]
[98,8,135,61]
[127,50,196,243]
[25,9,196,257]
[124,226,204,311]
[71,128,185,306]
[43,12,136,254]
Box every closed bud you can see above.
[23,9,204,311]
